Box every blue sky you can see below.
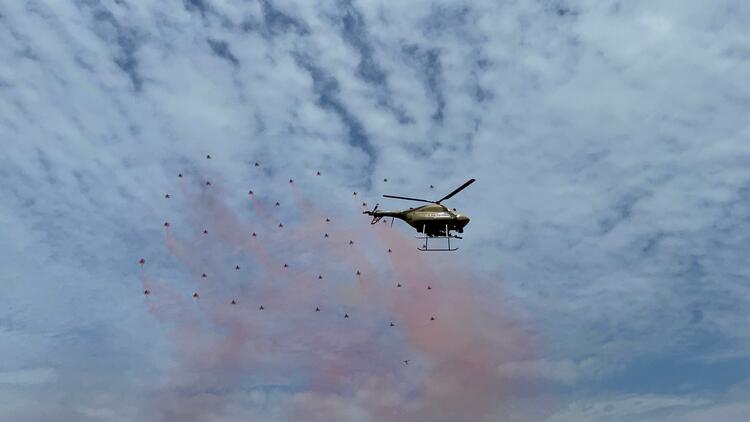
[1,1,749,421]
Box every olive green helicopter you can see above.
[363,178,475,251]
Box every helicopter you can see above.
[363,179,475,251]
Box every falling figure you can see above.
[315,307,320,312]
[178,173,183,178]
[248,190,254,195]
[206,181,211,186]
[165,194,171,199]
[344,313,349,318]
[254,162,260,167]
[362,202,367,207]
[275,202,280,206]
[318,275,323,280]
[193,292,199,299]
[403,360,409,365]
[430,185,434,189]
[201,273,207,278]
[289,179,294,183]
[427,285,432,290]
[283,263,288,268]
[252,232,257,237]
[231,299,237,305]
[203,229,208,234]
[325,218,330,222]
[259,305,264,310]
[164,222,170,227]
[139,258,145,266]
[235,265,240,270]
[388,249,392,253]
[353,192,357,196]
[397,283,402,287]
[349,240,354,245]
[430,316,435,321]
[390,322,395,327]
[356,270,361,276]
[324,233,329,238]
[383,178,388,182]
[316,171,321,176]
[206,154,211,159]
[144,289,150,295]
[278,223,283,228]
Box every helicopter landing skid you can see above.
[415,224,460,251]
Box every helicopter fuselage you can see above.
[368,204,470,236]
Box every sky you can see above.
[1,0,749,421]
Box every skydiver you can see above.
[164,222,170,227]
[165,194,171,199]
[231,299,237,305]
[356,270,361,276]
[403,360,409,365]
[324,233,329,238]
[397,283,402,287]
[318,275,323,279]
[178,173,183,178]
[206,154,211,159]
[248,190,254,195]
[430,316,435,321]
[362,202,367,207]
[283,263,288,268]
[206,181,211,186]
[139,258,145,265]
[315,307,320,312]
[203,229,208,234]
[259,305,264,310]
[275,202,280,206]
[344,313,349,318]
[193,292,199,299]
[316,171,321,176]
[278,223,284,228]
[325,218,330,222]
[235,265,240,270]
[144,289,150,295]
[201,273,207,278]
[349,240,354,245]
[289,179,293,183]
[387,249,392,253]
[390,322,395,327]
[427,285,432,290]
[254,162,259,167]
[429,185,434,189]
[252,232,257,237]
[383,178,388,182]
[353,192,357,196]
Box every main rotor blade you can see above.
[383,194,434,203]
[436,178,475,204]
